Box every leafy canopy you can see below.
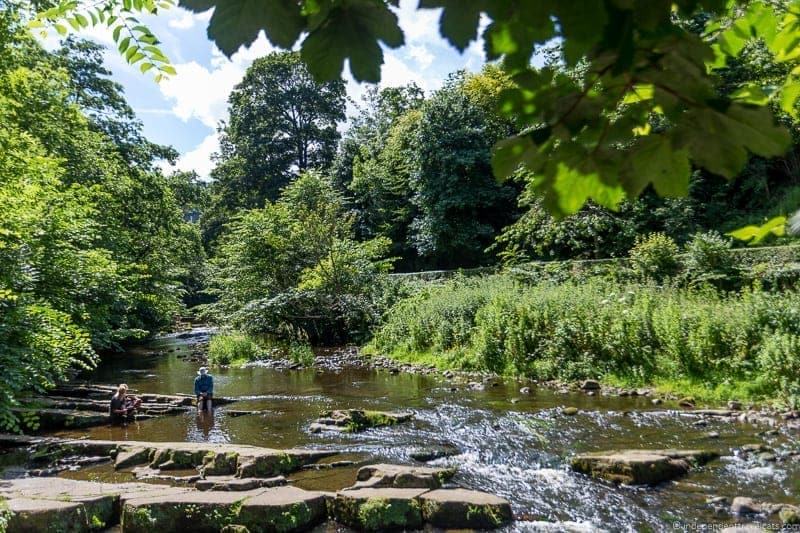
[31,0,800,220]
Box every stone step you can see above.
[0,476,514,532]
[351,463,456,489]
[571,448,720,485]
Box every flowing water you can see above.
[53,330,799,532]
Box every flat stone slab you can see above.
[195,476,287,491]
[121,485,328,533]
[5,498,88,533]
[0,477,187,533]
[571,449,719,485]
[352,463,456,489]
[420,488,513,529]
[330,488,427,531]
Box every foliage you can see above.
[372,275,800,402]
[36,1,800,220]
[682,231,741,287]
[629,233,680,283]
[756,332,800,406]
[0,13,201,429]
[409,73,518,268]
[206,172,393,344]
[207,331,263,366]
[30,0,176,81]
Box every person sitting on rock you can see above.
[109,384,141,424]
[194,367,214,412]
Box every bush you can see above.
[757,332,800,406]
[207,332,264,365]
[629,233,679,282]
[370,275,800,401]
[682,231,740,288]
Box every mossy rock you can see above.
[202,451,240,476]
[330,488,426,531]
[569,449,718,485]
[237,487,327,533]
[420,489,512,529]
[121,491,245,533]
[237,454,299,478]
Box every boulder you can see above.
[580,380,601,391]
[420,488,513,529]
[329,488,426,531]
[571,449,719,485]
[352,464,456,489]
[409,445,460,462]
[309,409,413,433]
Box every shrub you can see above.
[629,233,679,282]
[207,332,264,365]
[682,231,740,288]
[757,332,800,406]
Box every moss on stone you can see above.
[357,497,421,531]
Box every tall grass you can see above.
[208,331,315,366]
[369,275,800,402]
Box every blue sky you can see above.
[57,1,490,179]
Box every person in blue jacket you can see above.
[194,366,213,412]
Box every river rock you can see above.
[351,464,456,489]
[580,379,601,391]
[309,409,413,433]
[409,445,460,462]
[562,407,579,416]
[329,488,426,531]
[420,488,513,529]
[731,497,762,514]
[571,449,719,485]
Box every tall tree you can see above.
[212,51,346,211]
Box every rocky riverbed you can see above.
[3,328,799,531]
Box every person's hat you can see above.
[198,367,208,375]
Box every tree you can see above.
[410,73,519,268]
[0,11,203,427]
[212,52,346,211]
[206,173,393,343]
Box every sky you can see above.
[54,0,490,180]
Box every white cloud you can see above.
[168,11,199,30]
[407,44,434,69]
[158,34,276,129]
[162,133,219,180]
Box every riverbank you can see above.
[367,275,800,408]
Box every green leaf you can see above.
[180,0,304,54]
[780,79,800,117]
[54,23,68,35]
[301,0,404,82]
[620,135,691,197]
[492,135,536,179]
[678,104,791,178]
[730,84,769,106]
[419,0,484,52]
[727,216,786,244]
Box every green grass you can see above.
[208,331,315,367]
[208,332,264,366]
[368,274,800,405]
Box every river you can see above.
[52,329,799,532]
